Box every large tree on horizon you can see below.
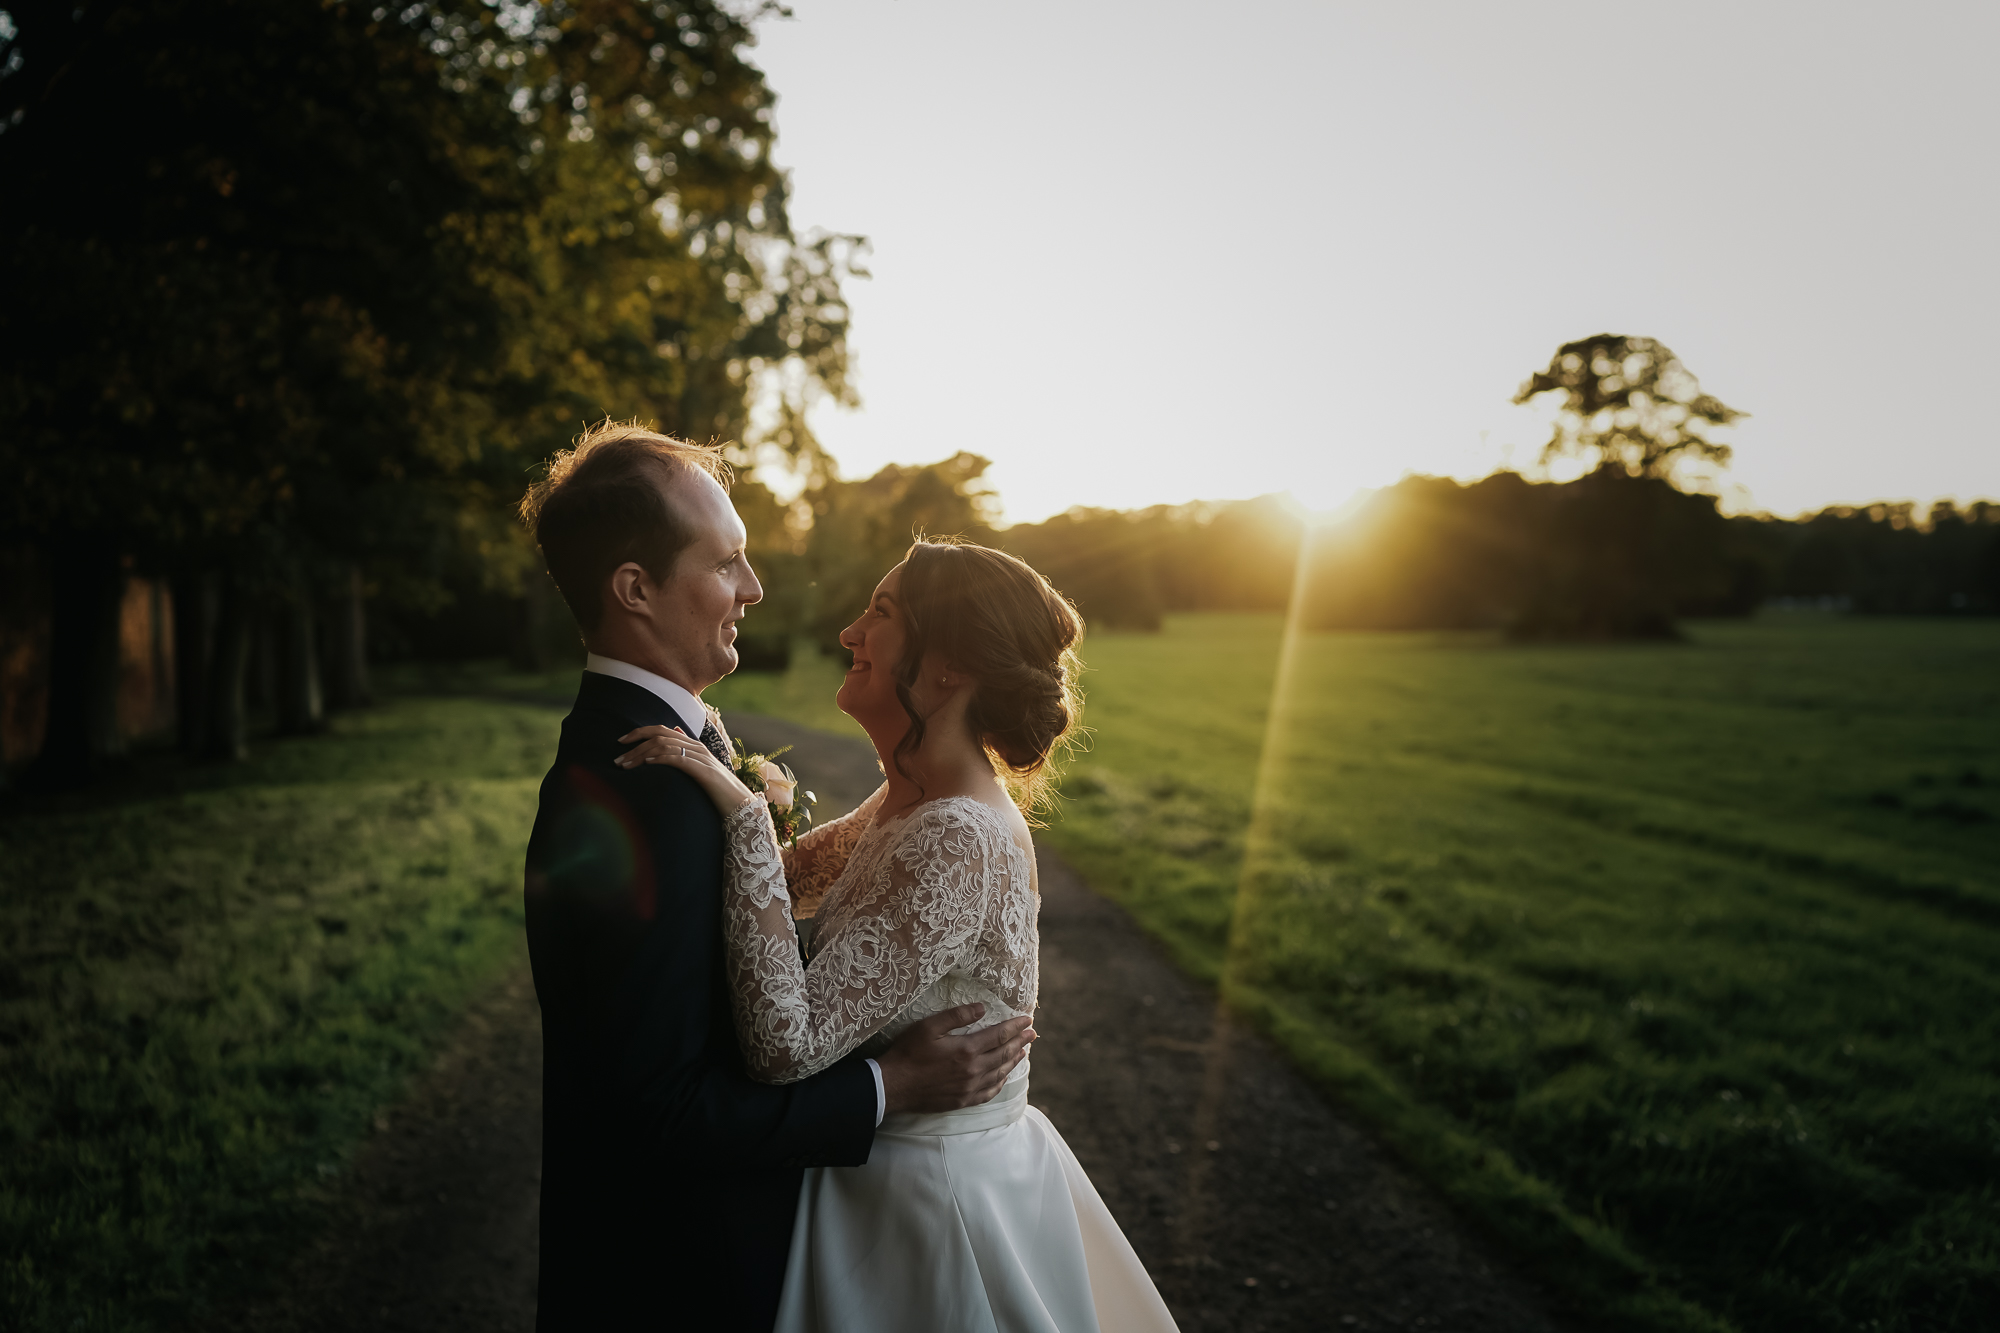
[1506,335,1749,639]
[1514,333,1746,482]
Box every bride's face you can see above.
[836,563,914,727]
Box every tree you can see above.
[1514,334,1745,481]
[0,0,860,779]
[1497,335,1750,638]
[1000,496,1303,632]
[1000,509,1170,631]
[1304,474,1539,631]
[1505,468,1734,639]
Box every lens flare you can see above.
[1175,518,1327,1259]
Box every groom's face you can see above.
[640,469,763,692]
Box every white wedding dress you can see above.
[719,785,1179,1333]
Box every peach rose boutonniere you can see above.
[728,738,817,847]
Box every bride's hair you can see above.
[890,537,1085,820]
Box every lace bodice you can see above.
[720,786,1038,1084]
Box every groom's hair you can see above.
[518,420,731,635]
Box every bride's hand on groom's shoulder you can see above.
[877,1005,1037,1116]
[614,725,758,814]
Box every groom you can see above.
[519,423,1034,1332]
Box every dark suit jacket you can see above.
[525,672,877,1332]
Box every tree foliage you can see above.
[1514,334,1745,481]
[797,452,1000,652]
[1000,498,1299,632]
[0,0,860,775]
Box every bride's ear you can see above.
[916,652,957,693]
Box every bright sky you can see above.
[750,0,1997,526]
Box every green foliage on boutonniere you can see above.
[730,738,818,847]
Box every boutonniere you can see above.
[730,739,817,847]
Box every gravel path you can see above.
[213,714,1579,1333]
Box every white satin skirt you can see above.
[773,1072,1179,1333]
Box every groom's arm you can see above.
[615,765,879,1170]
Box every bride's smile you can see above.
[833,566,924,727]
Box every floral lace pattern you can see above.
[779,784,886,919]
[721,791,1037,1084]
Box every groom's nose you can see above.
[738,560,764,605]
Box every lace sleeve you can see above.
[720,798,1009,1084]
[780,782,886,918]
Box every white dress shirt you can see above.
[584,653,887,1125]
[584,653,709,733]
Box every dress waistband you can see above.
[878,1073,1030,1138]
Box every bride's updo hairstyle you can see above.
[890,536,1085,818]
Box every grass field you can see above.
[0,699,561,1332]
[1038,612,2000,1333]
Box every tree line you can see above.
[1311,477,1995,632]
[567,450,2000,664]
[981,470,1997,640]
[1,0,859,785]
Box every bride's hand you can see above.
[613,725,759,814]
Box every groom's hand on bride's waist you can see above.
[876,1004,1036,1115]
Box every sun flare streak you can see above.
[1175,520,1326,1256]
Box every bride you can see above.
[616,537,1179,1333]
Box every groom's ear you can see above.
[606,561,654,619]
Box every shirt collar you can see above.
[583,653,709,733]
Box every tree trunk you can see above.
[323,563,371,709]
[509,567,565,673]
[32,542,127,786]
[245,614,275,721]
[146,581,173,736]
[171,570,216,753]
[203,575,253,762]
[276,588,324,735]
[508,594,541,672]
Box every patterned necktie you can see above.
[698,720,732,766]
